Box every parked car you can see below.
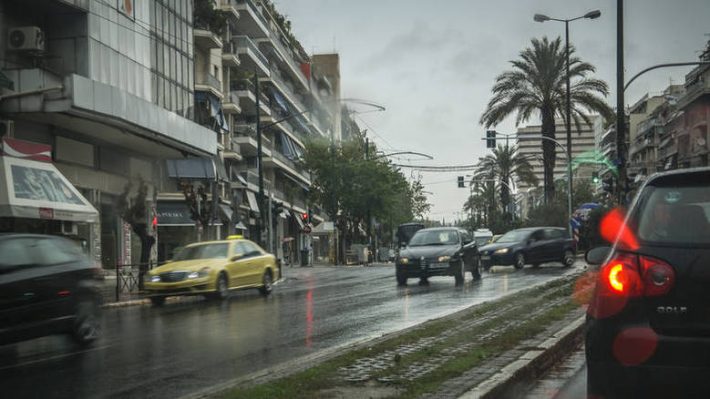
[478,227,575,270]
[585,167,710,398]
[395,227,480,286]
[144,237,279,306]
[0,234,103,346]
[489,234,503,243]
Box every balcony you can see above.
[233,36,270,77]
[236,169,272,191]
[232,0,270,39]
[263,150,311,186]
[219,1,240,21]
[221,41,241,68]
[231,79,271,115]
[195,72,223,99]
[255,29,309,91]
[222,91,241,114]
[262,67,308,115]
[232,124,272,156]
[193,26,223,49]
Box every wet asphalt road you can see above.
[0,262,581,399]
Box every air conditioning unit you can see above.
[8,27,45,51]
[61,221,78,236]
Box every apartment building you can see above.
[181,0,341,263]
[0,0,218,269]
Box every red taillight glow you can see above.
[608,263,625,293]
[600,208,639,250]
[589,253,676,319]
[57,290,71,297]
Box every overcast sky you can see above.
[275,0,710,223]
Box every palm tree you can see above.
[480,36,613,202]
[474,145,538,218]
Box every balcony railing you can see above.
[196,72,222,92]
[231,79,270,105]
[233,35,270,68]
[235,0,269,28]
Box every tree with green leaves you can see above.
[480,36,613,202]
[303,137,425,262]
[474,144,537,219]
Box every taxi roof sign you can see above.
[227,234,243,240]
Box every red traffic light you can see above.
[301,212,309,221]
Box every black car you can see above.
[395,227,480,286]
[478,227,575,270]
[0,234,103,346]
[585,167,710,398]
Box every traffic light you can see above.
[301,212,309,224]
[592,171,599,184]
[457,176,465,188]
[486,130,496,149]
[307,208,313,224]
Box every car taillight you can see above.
[639,256,675,297]
[588,252,675,319]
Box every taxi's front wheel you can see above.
[259,271,273,296]
[215,273,229,300]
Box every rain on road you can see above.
[0,263,580,399]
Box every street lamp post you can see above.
[534,9,601,209]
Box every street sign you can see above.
[302,225,312,234]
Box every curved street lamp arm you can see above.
[372,151,434,160]
[625,61,710,92]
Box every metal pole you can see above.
[565,19,574,210]
[615,0,626,203]
[365,137,371,260]
[255,69,264,246]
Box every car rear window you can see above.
[637,185,710,245]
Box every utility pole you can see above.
[255,68,265,246]
[365,136,371,261]
[565,19,574,210]
[615,0,626,204]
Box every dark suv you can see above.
[478,227,576,270]
[0,234,103,346]
[396,227,480,286]
[585,167,710,398]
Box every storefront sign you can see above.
[38,207,54,219]
[1,137,51,162]
[156,202,194,226]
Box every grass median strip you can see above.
[220,276,580,399]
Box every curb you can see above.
[178,273,581,399]
[458,314,586,399]
[101,277,287,309]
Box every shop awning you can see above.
[166,156,227,181]
[246,191,260,213]
[218,203,233,222]
[157,201,194,226]
[195,91,229,133]
[0,156,98,223]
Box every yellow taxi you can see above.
[144,236,279,306]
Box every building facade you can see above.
[0,0,345,270]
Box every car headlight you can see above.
[188,267,211,279]
[438,256,451,262]
[148,275,161,283]
[399,257,409,264]
[494,248,509,255]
